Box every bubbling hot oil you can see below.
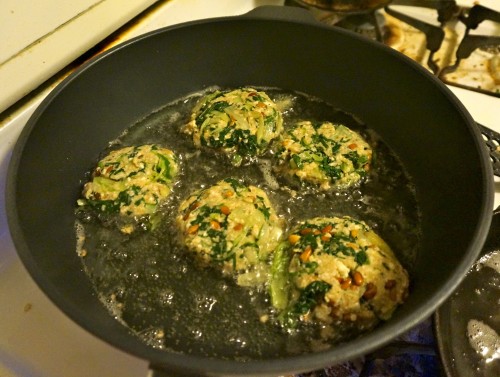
[75,88,421,359]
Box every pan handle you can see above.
[477,123,500,177]
[242,5,319,25]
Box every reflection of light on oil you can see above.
[195,294,218,312]
[191,328,203,339]
[467,320,500,363]
[229,336,247,349]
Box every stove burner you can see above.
[296,319,441,377]
[285,0,500,97]
[293,0,391,13]
[441,5,500,76]
[335,12,385,41]
[384,4,446,73]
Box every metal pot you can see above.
[6,6,494,376]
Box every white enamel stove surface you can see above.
[0,1,498,376]
[0,0,158,115]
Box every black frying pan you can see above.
[6,6,494,376]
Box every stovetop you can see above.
[0,1,499,376]
[287,0,500,97]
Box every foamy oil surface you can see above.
[75,88,421,359]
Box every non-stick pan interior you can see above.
[7,8,493,376]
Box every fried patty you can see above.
[276,121,372,190]
[184,88,283,166]
[177,178,283,286]
[282,216,409,330]
[80,145,179,219]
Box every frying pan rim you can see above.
[5,7,495,375]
